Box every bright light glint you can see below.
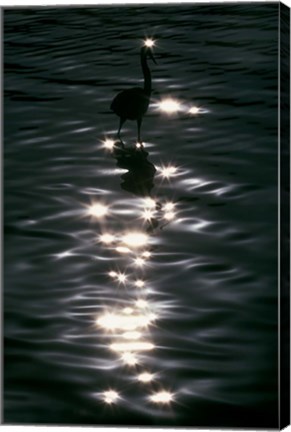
[100,233,115,244]
[144,198,156,208]
[116,246,131,254]
[122,331,142,340]
[160,165,178,178]
[164,211,176,221]
[135,280,145,288]
[117,273,127,283]
[134,257,146,266]
[103,390,119,404]
[142,251,151,258]
[138,372,154,383]
[111,341,154,352]
[189,106,200,114]
[123,307,134,315]
[142,209,155,221]
[109,271,117,277]
[135,299,148,309]
[122,232,148,248]
[149,391,174,404]
[144,38,155,48]
[97,312,155,331]
[159,99,181,113]
[163,202,175,212]
[121,352,138,366]
[103,139,115,150]
[88,203,108,218]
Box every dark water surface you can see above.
[4,3,279,428]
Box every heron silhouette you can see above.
[110,40,157,147]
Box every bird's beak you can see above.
[149,49,157,65]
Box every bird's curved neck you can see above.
[141,52,151,96]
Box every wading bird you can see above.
[110,39,157,147]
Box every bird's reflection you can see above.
[112,144,156,197]
[111,143,165,233]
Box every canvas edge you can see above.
[279,1,290,430]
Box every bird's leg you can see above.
[118,117,126,148]
[137,118,144,148]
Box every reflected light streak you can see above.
[122,232,149,248]
[122,331,142,340]
[142,251,151,258]
[103,390,120,404]
[97,312,156,331]
[188,106,200,115]
[123,307,134,315]
[100,233,115,244]
[116,246,131,254]
[149,391,174,404]
[137,372,154,383]
[55,250,74,259]
[87,203,108,218]
[135,279,145,288]
[109,271,117,277]
[159,98,181,113]
[121,352,138,366]
[111,341,154,352]
[135,299,148,309]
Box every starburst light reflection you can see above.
[164,211,176,221]
[117,273,127,283]
[102,390,120,404]
[163,202,175,212]
[144,38,155,48]
[87,203,109,218]
[134,257,146,267]
[142,208,156,221]
[102,138,115,150]
[137,372,155,383]
[149,391,174,404]
[159,99,181,114]
[159,165,178,179]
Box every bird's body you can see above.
[111,87,150,121]
[110,44,156,145]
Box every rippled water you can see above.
[4,3,279,428]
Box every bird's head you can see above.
[142,39,157,64]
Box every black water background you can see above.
[4,3,279,427]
